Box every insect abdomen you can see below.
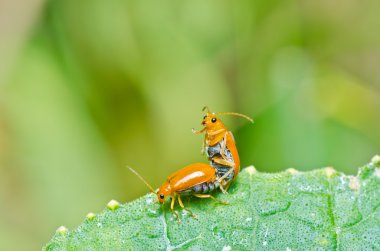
[206,142,235,182]
[179,181,220,195]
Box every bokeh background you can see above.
[1,0,379,250]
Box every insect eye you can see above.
[159,194,164,199]
[211,118,217,123]
[203,115,207,119]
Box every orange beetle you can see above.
[129,163,226,223]
[192,106,253,192]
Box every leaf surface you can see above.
[44,158,380,250]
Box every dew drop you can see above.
[213,227,226,240]
[222,245,231,251]
[335,227,341,234]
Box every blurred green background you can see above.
[0,0,379,250]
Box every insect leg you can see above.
[218,177,232,193]
[192,127,206,134]
[219,131,229,160]
[223,180,232,191]
[217,165,235,182]
[177,194,197,219]
[193,194,228,205]
[219,184,228,194]
[212,158,236,193]
[212,157,235,189]
[213,157,235,169]
[201,134,207,155]
[171,194,180,223]
[207,128,226,136]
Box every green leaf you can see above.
[44,157,380,250]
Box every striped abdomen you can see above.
[206,142,235,182]
[179,180,220,195]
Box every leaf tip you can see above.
[86,212,96,220]
[244,165,257,175]
[286,168,299,174]
[323,167,336,177]
[371,154,380,166]
[107,200,120,210]
[56,226,68,235]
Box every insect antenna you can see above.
[127,166,156,193]
[202,106,211,113]
[216,112,254,123]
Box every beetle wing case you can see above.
[225,131,240,172]
[167,163,216,191]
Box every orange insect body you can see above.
[129,107,251,222]
[129,163,226,223]
[193,107,253,190]
[156,163,217,203]
[201,113,241,176]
